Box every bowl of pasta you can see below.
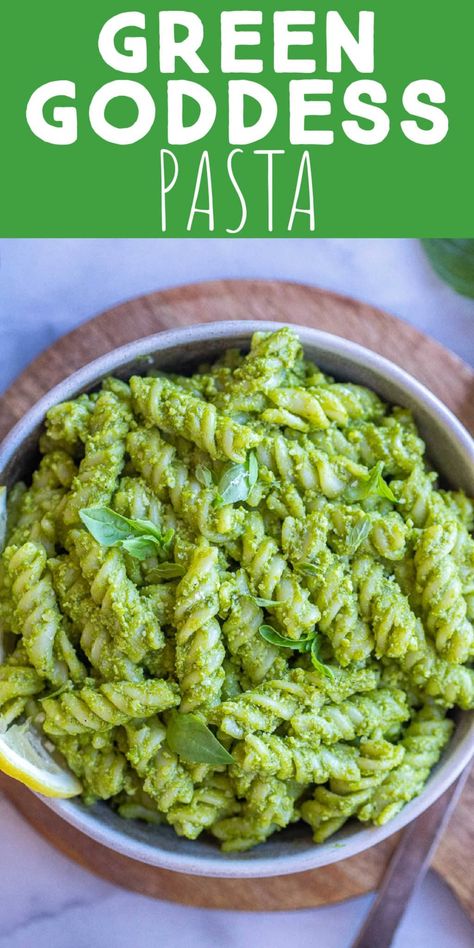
[0,320,473,879]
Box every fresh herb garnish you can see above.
[148,562,186,580]
[120,536,168,561]
[346,517,372,554]
[166,711,234,765]
[259,625,335,680]
[214,452,258,508]
[247,452,259,490]
[296,562,319,577]
[258,625,314,653]
[250,596,283,608]
[195,465,214,489]
[310,636,335,681]
[352,463,397,503]
[79,507,174,561]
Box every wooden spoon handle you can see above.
[351,766,472,948]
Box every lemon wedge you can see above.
[0,722,82,798]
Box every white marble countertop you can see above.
[0,238,473,948]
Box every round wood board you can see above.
[0,279,473,917]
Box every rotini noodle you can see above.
[0,328,470,853]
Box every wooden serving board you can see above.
[0,279,473,918]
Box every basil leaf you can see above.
[214,465,247,507]
[195,465,214,489]
[148,562,186,580]
[346,517,372,553]
[297,562,319,577]
[310,636,335,681]
[129,518,168,542]
[259,625,314,653]
[250,597,283,608]
[247,452,259,491]
[39,682,72,702]
[166,712,234,765]
[79,507,174,558]
[0,487,7,554]
[422,239,474,299]
[214,453,259,508]
[160,528,175,551]
[80,506,164,544]
[120,536,162,560]
[352,463,397,503]
[80,507,135,545]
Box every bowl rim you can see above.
[1,319,473,879]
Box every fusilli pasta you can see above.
[0,328,470,853]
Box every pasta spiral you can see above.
[263,381,383,431]
[174,544,225,712]
[50,555,141,682]
[123,716,167,774]
[168,773,238,840]
[128,428,243,543]
[131,376,260,463]
[0,664,43,706]
[290,688,409,744]
[301,738,405,842]
[61,390,131,530]
[0,664,43,728]
[42,679,179,737]
[346,410,425,476]
[212,665,380,739]
[212,327,304,416]
[40,393,96,456]
[357,705,453,824]
[352,555,417,658]
[233,733,361,783]
[212,776,301,852]
[414,522,473,663]
[57,732,128,803]
[220,569,280,685]
[212,675,325,739]
[142,747,195,812]
[256,433,367,500]
[7,451,76,554]
[241,511,319,639]
[305,550,374,665]
[5,542,70,686]
[71,529,162,663]
[397,620,474,710]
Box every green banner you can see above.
[2,1,473,236]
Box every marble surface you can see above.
[0,238,473,948]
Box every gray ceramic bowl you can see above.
[1,320,473,878]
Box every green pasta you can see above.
[301,738,405,841]
[212,776,301,852]
[0,328,471,852]
[174,543,225,713]
[50,555,140,682]
[4,542,75,687]
[168,773,238,840]
[131,376,260,463]
[57,731,128,804]
[414,521,473,663]
[357,705,454,824]
[289,687,409,744]
[42,679,179,737]
[211,665,380,739]
[60,390,131,530]
[241,510,320,639]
